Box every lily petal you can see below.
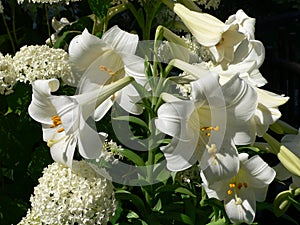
[102,25,138,54]
[77,118,107,159]
[155,100,195,139]
[160,133,200,171]
[50,133,77,168]
[224,189,256,224]
[28,79,59,124]
[174,3,227,46]
[243,155,276,188]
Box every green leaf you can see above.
[175,187,196,198]
[114,148,145,166]
[113,116,149,131]
[88,0,111,20]
[115,190,149,217]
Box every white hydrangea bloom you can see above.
[17,0,81,4]
[13,45,72,83]
[0,0,4,14]
[0,53,18,95]
[18,160,117,225]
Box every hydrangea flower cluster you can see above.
[17,0,81,4]
[0,53,18,95]
[17,160,117,225]
[13,45,72,84]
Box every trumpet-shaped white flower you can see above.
[197,9,266,86]
[201,153,276,224]
[155,72,257,184]
[28,77,133,167]
[173,3,245,64]
[68,25,146,116]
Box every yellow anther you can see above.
[50,115,62,128]
[227,189,233,195]
[229,183,236,188]
[200,126,219,137]
[213,126,219,131]
[57,127,65,133]
[100,65,116,76]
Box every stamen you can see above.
[47,136,66,147]
[207,144,217,154]
[227,189,233,195]
[57,127,65,133]
[50,115,62,128]
[200,126,219,137]
[100,65,116,76]
[229,183,236,188]
[238,182,243,190]
[235,197,243,205]
[243,182,248,188]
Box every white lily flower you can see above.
[68,25,146,115]
[28,77,133,168]
[201,153,276,224]
[173,3,245,65]
[155,73,257,183]
[274,129,300,188]
[196,9,266,86]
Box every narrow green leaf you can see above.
[175,187,196,198]
[114,148,145,166]
[113,116,149,131]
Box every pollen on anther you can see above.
[100,65,116,76]
[229,183,236,188]
[57,127,65,133]
[227,189,233,195]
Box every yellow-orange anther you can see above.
[57,127,65,133]
[50,115,62,128]
[100,65,116,76]
[200,126,219,137]
[227,189,233,195]
[229,183,236,188]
